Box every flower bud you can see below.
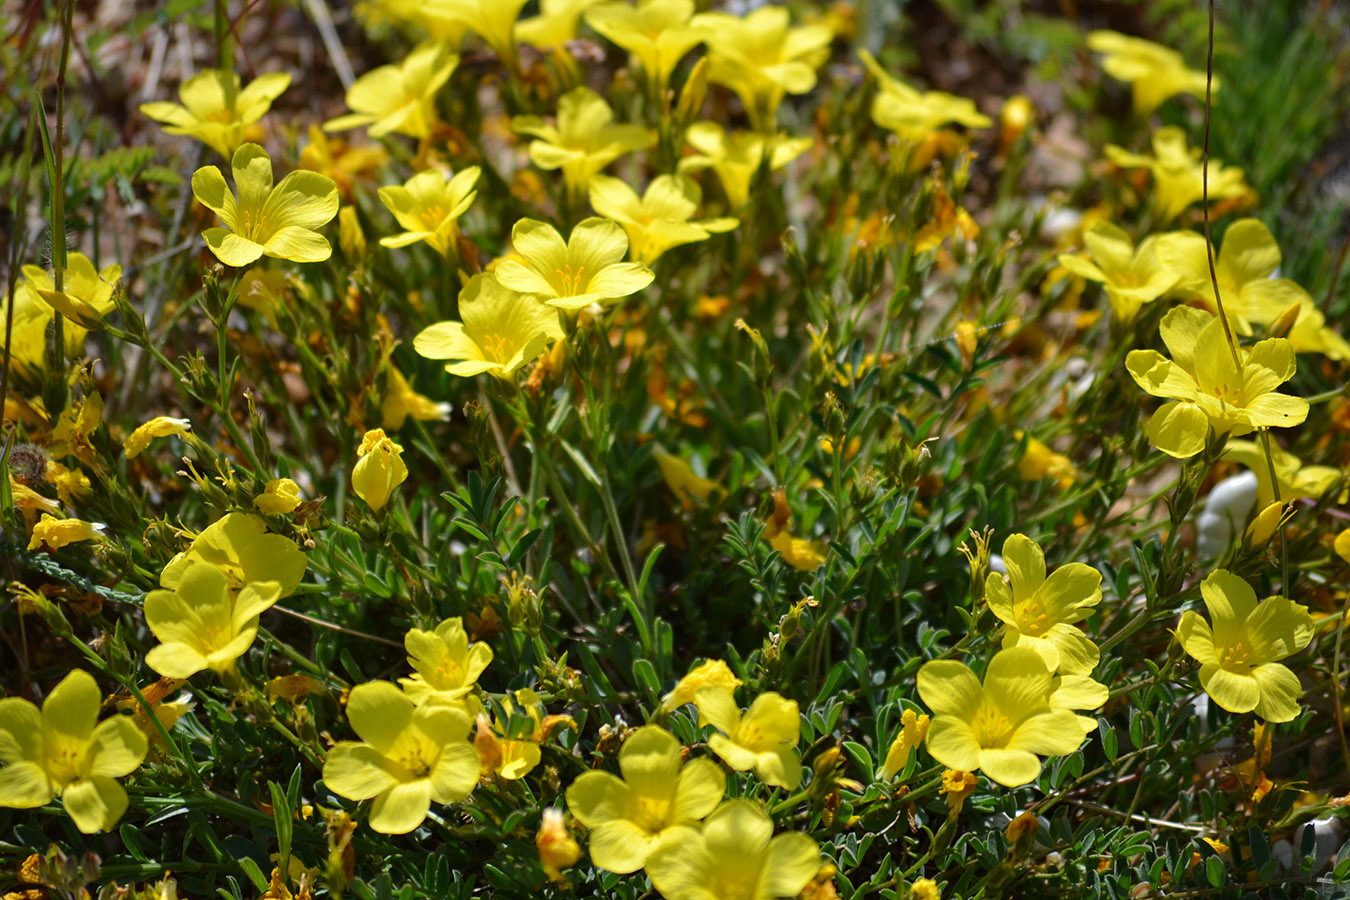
[1244,501,1283,548]
[339,207,367,266]
[351,429,407,512]
[535,808,580,884]
[999,94,1034,150]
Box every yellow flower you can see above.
[26,514,105,552]
[1105,127,1248,222]
[585,0,706,95]
[48,461,91,507]
[986,534,1102,675]
[1016,433,1077,489]
[516,0,606,50]
[325,41,457,140]
[536,807,581,883]
[1154,219,1298,333]
[645,800,820,900]
[1087,30,1210,116]
[299,125,389,199]
[691,6,832,130]
[939,768,978,813]
[694,688,801,789]
[160,512,308,597]
[352,428,408,512]
[398,617,494,706]
[565,725,724,873]
[1126,306,1308,458]
[192,143,340,267]
[378,167,481,257]
[651,445,723,506]
[495,217,655,311]
[253,478,303,515]
[124,416,193,459]
[424,0,528,62]
[381,365,453,430]
[1243,501,1284,548]
[678,122,812,208]
[140,69,291,158]
[323,681,480,834]
[880,708,930,780]
[1176,569,1314,722]
[858,49,991,146]
[144,563,283,678]
[1334,530,1350,565]
[414,273,565,378]
[1221,440,1344,508]
[910,879,941,900]
[660,658,742,711]
[768,530,827,571]
[512,86,653,199]
[589,174,738,264]
[0,669,147,833]
[476,689,549,780]
[5,254,122,371]
[1057,222,1178,324]
[237,268,291,329]
[918,647,1096,787]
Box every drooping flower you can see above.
[377,167,481,257]
[644,800,821,900]
[694,688,801,789]
[352,428,408,512]
[1016,433,1078,490]
[1056,221,1178,324]
[399,617,494,706]
[536,807,582,883]
[26,515,105,552]
[414,273,565,378]
[1176,569,1314,722]
[1155,219,1302,333]
[1105,127,1248,222]
[144,563,283,679]
[880,708,930,780]
[6,254,122,371]
[160,512,308,597]
[678,123,812,208]
[762,488,827,571]
[495,217,655,311]
[253,478,303,515]
[512,87,653,199]
[918,647,1096,787]
[515,0,606,51]
[565,725,725,873]
[588,174,738,264]
[1126,305,1309,458]
[325,42,457,140]
[0,669,147,833]
[299,125,388,199]
[124,416,193,459]
[691,6,832,130]
[424,0,529,63]
[475,689,558,781]
[323,681,480,834]
[651,445,723,506]
[1221,440,1344,508]
[381,365,453,430]
[584,0,706,95]
[192,143,340,267]
[858,49,991,147]
[985,534,1102,675]
[1087,30,1210,115]
[660,658,742,711]
[140,69,291,158]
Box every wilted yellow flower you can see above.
[381,365,453,430]
[352,428,408,512]
[1105,127,1248,222]
[399,617,493,706]
[1057,221,1178,324]
[237,268,291,328]
[535,807,581,883]
[161,512,308,597]
[47,461,91,507]
[323,681,480,834]
[27,514,105,552]
[565,725,724,872]
[378,167,481,257]
[512,87,653,199]
[192,143,340,267]
[762,488,827,571]
[253,478,303,515]
[881,708,930,780]
[585,0,706,95]
[651,445,723,506]
[6,254,122,370]
[0,669,147,833]
[910,878,941,900]
[140,69,291,158]
[325,42,457,140]
[1016,433,1077,490]
[691,6,832,129]
[144,563,282,678]
[589,174,738,264]
[124,416,192,459]
[476,689,549,780]
[414,273,565,378]
[859,49,991,146]
[679,122,812,208]
[661,658,742,711]
[496,217,655,311]
[299,125,389,199]
[1243,501,1284,548]
[939,768,978,813]
[695,688,801,789]
[1087,30,1210,116]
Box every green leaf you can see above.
[270,781,293,882]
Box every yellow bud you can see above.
[675,56,709,125]
[535,808,580,883]
[351,428,407,512]
[910,877,941,900]
[1244,501,1284,548]
[254,477,303,515]
[1266,301,1301,340]
[999,94,1034,149]
[339,206,367,266]
[955,320,978,368]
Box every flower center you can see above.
[480,332,510,363]
[237,208,272,241]
[421,204,446,228]
[628,794,671,833]
[1015,599,1049,636]
[46,739,86,787]
[554,263,587,296]
[972,703,1015,748]
[434,655,462,686]
[1220,640,1253,670]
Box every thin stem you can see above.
[1200,0,1242,372]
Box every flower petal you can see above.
[617,725,681,798]
[346,681,414,754]
[324,742,399,800]
[1251,663,1303,723]
[204,229,265,267]
[61,776,128,833]
[0,761,52,808]
[761,832,823,897]
[917,660,982,719]
[1199,664,1260,713]
[369,779,432,834]
[923,716,981,771]
[88,716,148,778]
[565,770,629,826]
[265,170,340,231]
[670,758,724,823]
[428,742,480,804]
[191,165,238,230]
[43,669,100,739]
[1146,402,1208,458]
[263,226,332,263]
[977,748,1043,787]
[587,819,658,873]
